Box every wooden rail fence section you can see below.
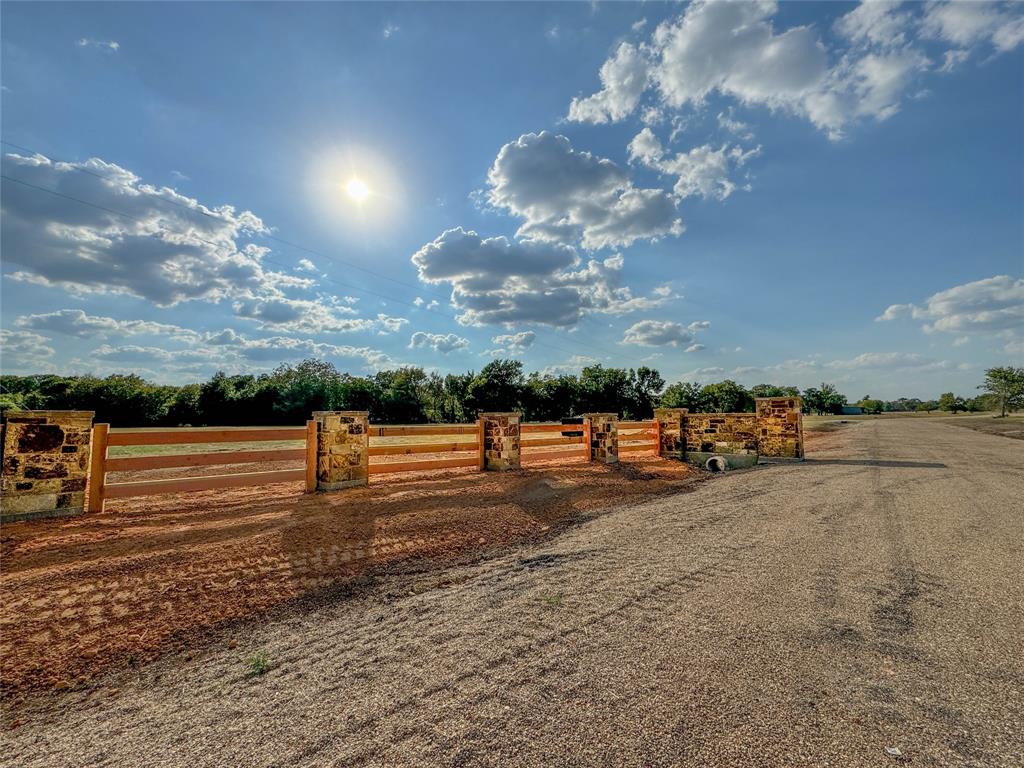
[87,417,661,510]
[618,420,660,454]
[88,423,316,512]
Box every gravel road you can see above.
[5,418,1023,767]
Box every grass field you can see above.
[803,411,1023,441]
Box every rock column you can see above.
[312,411,370,490]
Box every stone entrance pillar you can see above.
[312,411,369,490]
[585,413,619,464]
[480,412,520,471]
[653,407,688,460]
[755,397,804,459]
[1,410,94,522]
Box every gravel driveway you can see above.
[6,418,1023,767]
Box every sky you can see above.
[1,0,1022,400]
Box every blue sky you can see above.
[2,1,1022,400]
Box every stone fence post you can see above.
[755,397,804,459]
[653,408,687,460]
[585,413,619,464]
[480,412,520,471]
[1,410,94,522]
[312,411,369,490]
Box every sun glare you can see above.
[345,177,370,202]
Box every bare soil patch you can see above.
[936,413,1024,441]
[0,455,699,695]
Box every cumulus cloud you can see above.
[621,319,710,347]
[568,1,1022,139]
[485,131,683,250]
[567,42,649,124]
[412,227,670,327]
[0,152,406,338]
[876,275,1024,350]
[0,330,57,373]
[490,331,536,353]
[628,128,760,201]
[920,1,1024,53]
[296,258,316,272]
[15,309,199,341]
[409,331,470,354]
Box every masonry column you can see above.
[1,410,94,522]
[653,407,687,460]
[585,413,619,464]
[755,397,804,459]
[480,412,520,471]
[312,411,369,490]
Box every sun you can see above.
[345,177,370,202]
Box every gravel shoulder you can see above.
[4,419,1023,767]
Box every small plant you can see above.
[541,592,563,607]
[244,651,271,678]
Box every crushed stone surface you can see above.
[3,419,1023,767]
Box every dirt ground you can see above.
[4,418,1022,767]
[0,453,699,695]
[937,413,1024,441]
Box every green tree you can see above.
[749,384,800,398]
[699,380,753,413]
[659,381,705,411]
[979,366,1024,417]
[938,392,966,413]
[467,359,525,413]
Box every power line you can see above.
[0,171,601,362]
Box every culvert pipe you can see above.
[705,455,728,473]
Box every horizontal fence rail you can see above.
[89,422,316,511]
[87,415,665,510]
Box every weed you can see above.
[541,592,564,607]
[244,651,271,678]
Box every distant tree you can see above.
[749,384,799,398]
[700,379,753,413]
[659,381,705,411]
[802,383,846,415]
[855,396,885,414]
[979,366,1024,417]
[938,392,967,413]
[627,366,665,419]
[467,359,525,413]
[916,400,939,413]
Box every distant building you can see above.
[841,406,864,415]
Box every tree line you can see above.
[1,360,1020,428]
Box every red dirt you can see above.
[0,456,700,695]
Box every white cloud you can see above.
[568,1,1021,139]
[15,309,199,341]
[411,227,669,327]
[409,331,469,354]
[567,42,649,124]
[835,1,912,48]
[296,258,316,272]
[876,275,1024,350]
[921,1,1024,53]
[202,329,393,369]
[490,331,536,353]
[540,354,600,376]
[0,330,56,373]
[628,128,760,201]
[685,343,706,353]
[621,319,709,347]
[77,38,119,52]
[717,108,754,140]
[382,23,400,39]
[486,131,683,250]
[0,152,409,339]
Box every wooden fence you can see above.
[618,420,660,455]
[520,422,590,464]
[88,423,316,512]
[87,416,659,511]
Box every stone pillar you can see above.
[654,408,687,459]
[1,410,94,522]
[755,397,804,459]
[480,412,520,471]
[312,411,369,490]
[585,413,619,464]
